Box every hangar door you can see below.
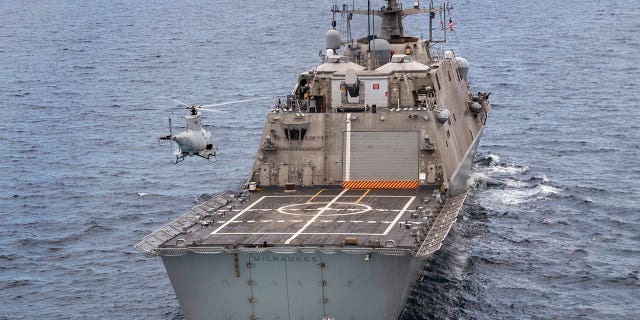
[343,131,419,184]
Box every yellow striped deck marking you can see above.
[306,189,325,203]
[342,180,419,189]
[355,189,370,203]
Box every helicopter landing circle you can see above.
[277,202,372,217]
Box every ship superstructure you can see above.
[137,1,490,319]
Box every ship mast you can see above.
[332,0,451,43]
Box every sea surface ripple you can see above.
[1,0,638,319]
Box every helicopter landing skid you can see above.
[174,154,217,164]
[198,154,218,164]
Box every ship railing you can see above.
[415,191,468,257]
[147,245,415,257]
[429,48,443,62]
[134,193,232,256]
[272,96,329,114]
[191,247,226,254]
[429,47,457,63]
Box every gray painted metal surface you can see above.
[345,131,419,181]
[163,252,422,320]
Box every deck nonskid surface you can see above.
[180,188,439,248]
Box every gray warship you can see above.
[136,1,490,319]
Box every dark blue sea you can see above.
[1,0,638,319]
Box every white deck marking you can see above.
[304,232,382,236]
[260,195,321,198]
[216,232,382,236]
[210,196,266,234]
[362,195,413,198]
[212,194,415,238]
[344,113,352,180]
[264,195,411,198]
[383,196,416,235]
[285,188,349,244]
[218,232,295,235]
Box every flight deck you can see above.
[137,187,468,257]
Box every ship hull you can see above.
[449,127,484,195]
[163,252,423,320]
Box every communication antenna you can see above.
[331,3,338,29]
[367,0,371,51]
[345,3,353,42]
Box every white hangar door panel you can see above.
[343,131,419,181]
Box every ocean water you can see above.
[1,0,638,319]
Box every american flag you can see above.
[449,18,454,31]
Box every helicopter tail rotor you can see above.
[159,117,173,141]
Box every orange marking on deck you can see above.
[355,189,371,203]
[306,189,325,203]
[341,180,419,189]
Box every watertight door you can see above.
[286,254,325,318]
[248,253,325,319]
[248,254,289,319]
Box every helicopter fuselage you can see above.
[162,110,216,162]
[173,128,212,155]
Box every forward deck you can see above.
[136,187,468,258]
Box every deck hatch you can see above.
[343,131,419,183]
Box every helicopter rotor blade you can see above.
[199,97,269,108]
[197,108,226,113]
[159,96,190,107]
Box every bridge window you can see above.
[284,128,307,141]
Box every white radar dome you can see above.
[325,29,341,50]
[456,57,469,80]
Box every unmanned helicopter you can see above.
[158,96,267,163]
